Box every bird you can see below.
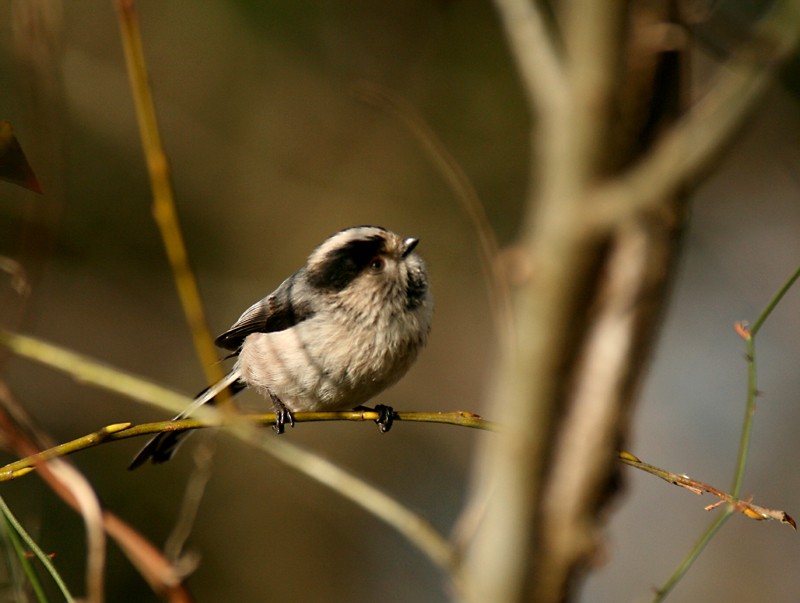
[129,225,432,469]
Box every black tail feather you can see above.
[128,378,246,470]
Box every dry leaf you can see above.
[0,120,42,193]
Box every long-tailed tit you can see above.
[129,226,432,469]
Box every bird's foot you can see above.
[355,404,394,433]
[269,391,295,435]
[374,404,394,433]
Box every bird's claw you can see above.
[373,404,394,433]
[269,391,294,435]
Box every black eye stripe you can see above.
[307,235,386,292]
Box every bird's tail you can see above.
[128,370,245,470]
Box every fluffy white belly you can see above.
[234,317,420,412]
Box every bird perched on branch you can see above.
[129,226,432,469]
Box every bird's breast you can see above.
[234,313,426,412]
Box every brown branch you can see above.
[589,0,800,229]
[492,0,566,118]
[461,4,689,602]
[618,451,796,530]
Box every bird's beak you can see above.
[402,237,419,258]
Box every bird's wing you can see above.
[214,272,315,351]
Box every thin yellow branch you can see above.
[114,0,223,389]
[0,411,480,581]
[0,329,196,416]
[0,328,485,581]
[0,411,497,482]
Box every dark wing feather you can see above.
[214,272,314,351]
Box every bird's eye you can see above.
[370,257,385,271]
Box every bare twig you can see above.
[114,0,224,390]
[0,409,468,581]
[618,452,795,529]
[651,263,800,600]
[46,460,107,603]
[354,82,512,338]
[164,435,216,565]
[492,0,566,117]
[589,0,800,229]
[0,329,201,416]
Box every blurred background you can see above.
[0,1,798,601]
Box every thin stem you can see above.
[732,263,800,496]
[114,0,224,390]
[164,436,217,562]
[0,329,197,416]
[353,83,512,339]
[0,515,26,602]
[652,509,732,603]
[0,412,469,583]
[0,411,497,481]
[750,264,800,336]
[655,263,800,599]
[731,336,757,498]
[1,511,49,603]
[618,452,794,528]
[0,494,75,602]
